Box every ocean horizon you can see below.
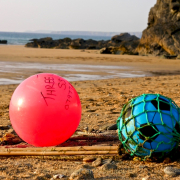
[0,31,112,45]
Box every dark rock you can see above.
[35,176,46,180]
[25,33,139,54]
[111,33,139,43]
[0,40,7,44]
[100,47,119,54]
[164,55,177,59]
[137,0,180,55]
[86,45,97,50]
[77,164,94,169]
[121,153,130,160]
[119,39,140,55]
[107,124,117,130]
[63,37,72,42]
[0,125,10,130]
[69,41,81,49]
[100,47,112,54]
[111,33,140,54]
[100,163,117,171]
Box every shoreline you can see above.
[0,45,180,85]
[0,45,180,84]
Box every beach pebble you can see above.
[0,125,10,130]
[83,156,96,163]
[69,168,94,180]
[77,164,94,169]
[164,166,180,176]
[163,157,171,164]
[138,165,148,169]
[142,176,151,180]
[102,158,112,164]
[107,124,117,130]
[92,157,102,167]
[53,174,66,179]
[129,173,136,177]
[100,163,117,171]
[35,176,46,180]
[133,156,141,161]
[121,154,130,160]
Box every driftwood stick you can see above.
[0,146,118,156]
[0,146,118,152]
[0,151,117,156]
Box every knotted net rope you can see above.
[117,94,180,159]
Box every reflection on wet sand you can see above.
[0,61,146,85]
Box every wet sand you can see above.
[0,45,180,179]
[1,45,180,75]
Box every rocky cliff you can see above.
[25,33,139,55]
[137,0,180,56]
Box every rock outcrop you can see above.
[137,0,180,56]
[0,40,7,44]
[111,33,140,55]
[25,33,140,55]
[25,37,111,50]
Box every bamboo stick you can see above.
[0,151,117,156]
[0,146,118,152]
[0,146,118,156]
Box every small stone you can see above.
[22,175,31,178]
[164,166,180,176]
[142,176,151,180]
[133,156,141,161]
[83,156,96,163]
[129,173,136,177]
[102,158,112,164]
[53,174,65,179]
[121,154,130,160]
[107,124,117,130]
[146,90,154,93]
[34,170,39,174]
[138,165,148,169]
[35,176,46,180]
[144,77,151,80]
[100,163,117,171]
[163,157,171,164]
[92,157,102,167]
[0,125,10,130]
[77,164,93,169]
[44,174,51,178]
[69,168,94,180]
[99,124,110,131]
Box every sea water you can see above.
[0,31,146,84]
[0,31,111,45]
[0,61,146,85]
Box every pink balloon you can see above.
[9,73,81,147]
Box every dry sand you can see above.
[0,45,180,179]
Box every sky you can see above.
[0,0,157,33]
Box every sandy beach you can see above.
[0,45,180,179]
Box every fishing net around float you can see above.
[117,94,180,159]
